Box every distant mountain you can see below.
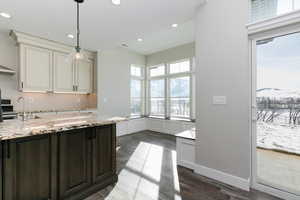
[257,88,300,99]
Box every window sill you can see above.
[129,115,144,120]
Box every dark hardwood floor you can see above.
[85,131,282,200]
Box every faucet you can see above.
[17,96,26,121]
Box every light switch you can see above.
[103,98,107,103]
[213,96,227,105]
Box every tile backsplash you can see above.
[9,92,97,112]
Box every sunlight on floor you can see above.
[103,141,182,200]
[126,142,163,182]
[172,150,182,200]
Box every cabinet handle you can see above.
[86,132,93,140]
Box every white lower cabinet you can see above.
[176,137,195,170]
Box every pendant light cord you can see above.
[76,2,80,52]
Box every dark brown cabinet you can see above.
[2,135,57,200]
[58,125,117,200]
[1,142,3,200]
[92,125,116,184]
[58,128,92,199]
[1,124,117,200]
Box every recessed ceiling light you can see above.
[0,12,12,19]
[137,38,143,42]
[67,34,74,39]
[112,0,121,5]
[172,24,178,28]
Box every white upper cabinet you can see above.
[53,51,75,93]
[76,59,93,93]
[21,45,52,92]
[11,31,95,94]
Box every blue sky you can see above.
[257,32,300,90]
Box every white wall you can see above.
[97,48,146,117]
[146,43,195,66]
[195,0,250,187]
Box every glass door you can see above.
[252,31,300,199]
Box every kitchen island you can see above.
[0,113,125,200]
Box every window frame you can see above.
[249,0,300,24]
[146,58,195,120]
[130,65,145,117]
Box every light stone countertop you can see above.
[0,113,126,141]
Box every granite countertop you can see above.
[175,128,196,140]
[0,113,126,141]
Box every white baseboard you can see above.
[178,160,196,170]
[194,164,250,191]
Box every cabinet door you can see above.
[92,125,116,183]
[21,45,53,92]
[0,142,2,200]
[75,59,93,93]
[58,129,92,199]
[53,51,75,93]
[3,135,57,200]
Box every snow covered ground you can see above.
[257,122,300,155]
[257,88,300,99]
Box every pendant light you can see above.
[69,0,86,61]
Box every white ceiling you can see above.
[0,0,202,54]
[125,20,195,55]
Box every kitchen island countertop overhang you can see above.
[0,113,126,140]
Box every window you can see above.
[147,59,195,120]
[170,60,190,74]
[130,65,144,116]
[131,66,142,77]
[131,79,142,115]
[150,79,165,116]
[150,65,165,77]
[170,76,190,118]
[251,0,300,22]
